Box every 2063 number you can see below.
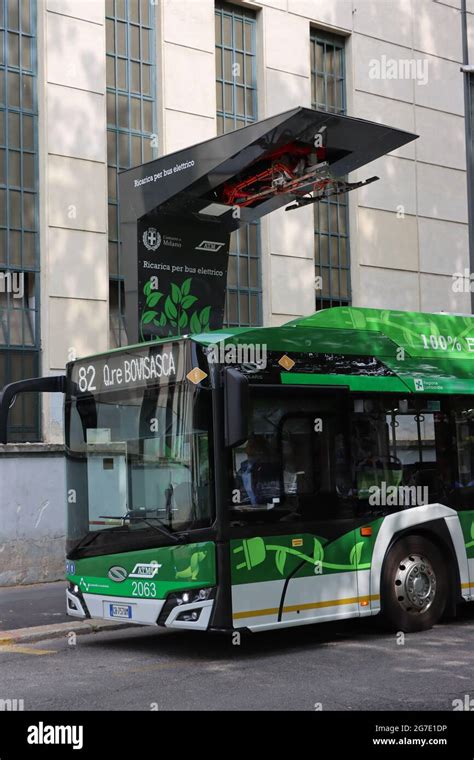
[131,581,157,598]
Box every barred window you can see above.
[106,0,157,347]
[311,30,350,310]
[215,2,261,327]
[0,0,39,441]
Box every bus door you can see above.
[229,388,363,632]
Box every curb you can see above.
[0,619,134,645]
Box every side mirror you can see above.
[224,367,249,448]
[0,375,68,444]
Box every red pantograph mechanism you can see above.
[221,142,325,207]
[219,140,379,211]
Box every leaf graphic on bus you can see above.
[470,521,474,541]
[143,280,152,297]
[181,278,192,297]
[275,549,286,575]
[313,538,324,563]
[350,542,364,568]
[178,312,188,329]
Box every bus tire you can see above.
[380,535,448,633]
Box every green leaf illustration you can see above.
[164,296,178,320]
[470,521,474,542]
[349,542,364,568]
[159,312,167,327]
[171,283,181,305]
[190,311,201,334]
[275,549,286,576]
[181,278,192,297]
[143,281,152,297]
[178,312,188,329]
[147,292,163,308]
[181,295,198,310]
[313,537,324,564]
[142,310,158,325]
[170,319,177,327]
[200,305,211,325]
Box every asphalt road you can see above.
[0,582,69,630]
[2,604,474,711]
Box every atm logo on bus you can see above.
[108,562,162,582]
[129,562,162,579]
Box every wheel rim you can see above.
[394,553,437,615]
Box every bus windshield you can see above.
[66,380,213,553]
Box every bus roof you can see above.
[71,307,474,395]
[192,306,473,355]
[192,306,474,395]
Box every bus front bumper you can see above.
[66,585,215,630]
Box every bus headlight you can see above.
[176,587,213,605]
[157,587,215,626]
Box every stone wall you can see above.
[0,445,66,586]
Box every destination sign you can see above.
[70,342,185,396]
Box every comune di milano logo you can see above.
[143,227,162,252]
[27,722,83,751]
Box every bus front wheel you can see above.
[380,535,448,633]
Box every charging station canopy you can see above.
[118,106,417,343]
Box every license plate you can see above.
[109,603,132,619]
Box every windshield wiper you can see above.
[99,512,185,543]
[70,524,127,554]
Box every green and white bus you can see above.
[4,305,474,634]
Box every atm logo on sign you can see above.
[129,562,162,579]
[195,240,225,253]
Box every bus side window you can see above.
[229,392,352,522]
[352,397,453,513]
[280,417,315,497]
[451,403,474,509]
[280,414,352,519]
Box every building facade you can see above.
[1,0,473,583]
